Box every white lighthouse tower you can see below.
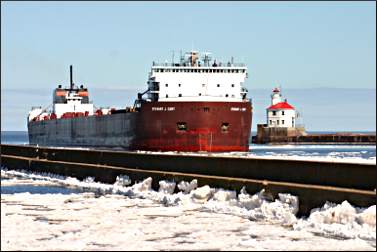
[255,86,306,143]
[266,87,296,128]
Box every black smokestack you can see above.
[70,65,73,90]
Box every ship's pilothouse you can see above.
[28,65,94,122]
[140,51,249,103]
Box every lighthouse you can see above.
[255,86,306,143]
[266,87,296,128]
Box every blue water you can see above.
[1,131,29,145]
[1,182,80,195]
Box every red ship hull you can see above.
[132,101,252,152]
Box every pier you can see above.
[1,144,375,216]
[252,132,376,144]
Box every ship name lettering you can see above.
[152,107,175,111]
[231,107,246,112]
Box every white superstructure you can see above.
[53,90,94,118]
[146,51,249,102]
[28,66,94,122]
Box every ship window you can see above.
[177,122,187,131]
[221,123,229,133]
[166,94,168,98]
[231,94,235,98]
[202,84,206,87]
[178,83,181,87]
[217,84,220,87]
[282,120,285,125]
[209,69,213,73]
[203,107,210,112]
[225,94,229,97]
[272,111,276,116]
[179,94,182,97]
[282,111,285,115]
[277,120,280,125]
[231,84,235,87]
[165,83,168,87]
[199,93,202,96]
[205,69,208,73]
[269,120,272,125]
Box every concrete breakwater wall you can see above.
[253,125,376,144]
[1,144,375,216]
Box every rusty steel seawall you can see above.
[1,144,376,216]
[1,144,375,190]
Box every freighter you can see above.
[28,51,252,152]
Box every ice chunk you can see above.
[83,177,95,183]
[356,205,376,226]
[278,193,299,216]
[238,188,264,210]
[177,179,198,194]
[191,185,213,202]
[132,177,153,192]
[309,201,357,225]
[114,175,132,187]
[158,180,176,194]
[212,189,237,202]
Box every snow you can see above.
[1,167,375,250]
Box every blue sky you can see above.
[1,1,376,89]
[1,2,376,131]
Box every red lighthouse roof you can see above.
[267,101,295,110]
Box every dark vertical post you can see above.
[70,65,73,90]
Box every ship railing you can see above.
[152,62,246,67]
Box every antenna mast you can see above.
[70,65,74,90]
